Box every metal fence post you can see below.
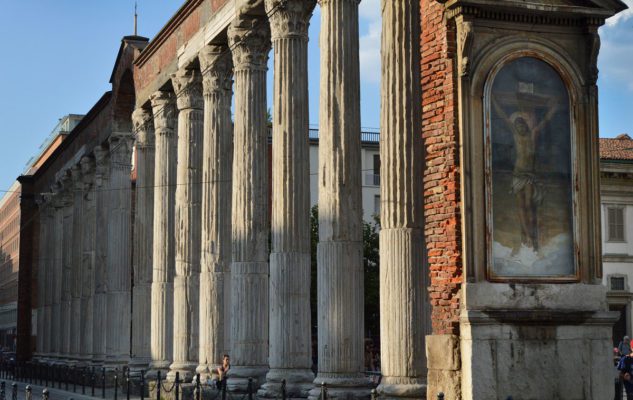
[140,370,145,400]
[42,388,49,400]
[65,366,69,391]
[102,367,106,399]
[247,378,253,400]
[281,379,286,400]
[114,370,119,400]
[82,367,86,395]
[319,382,327,400]
[196,373,201,400]
[175,371,180,400]
[73,367,77,392]
[25,385,32,400]
[156,371,161,400]
[126,369,130,400]
[91,367,95,397]
[370,388,377,400]
[437,393,444,400]
[11,382,17,400]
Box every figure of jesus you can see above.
[493,97,559,252]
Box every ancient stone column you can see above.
[36,199,51,359]
[70,164,84,362]
[259,1,316,398]
[60,173,74,362]
[131,107,156,370]
[228,16,271,391]
[40,198,54,360]
[93,145,110,364]
[197,44,233,379]
[50,186,66,362]
[149,91,177,378]
[106,133,134,367]
[79,156,96,363]
[309,0,370,397]
[377,0,426,398]
[168,68,204,382]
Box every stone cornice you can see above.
[171,68,204,110]
[199,44,233,96]
[265,0,316,41]
[228,16,271,72]
[150,91,178,136]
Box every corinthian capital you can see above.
[71,164,84,191]
[265,0,316,40]
[171,68,203,110]
[228,16,271,71]
[150,90,177,137]
[80,156,95,184]
[108,134,134,168]
[132,107,155,148]
[199,44,234,96]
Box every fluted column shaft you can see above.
[149,92,177,377]
[60,175,74,361]
[51,190,65,360]
[168,69,204,382]
[106,134,134,366]
[378,1,426,398]
[311,0,369,397]
[70,165,84,361]
[260,1,316,398]
[42,202,54,358]
[132,108,156,369]
[93,146,110,364]
[36,202,51,358]
[80,156,96,362]
[197,45,234,378]
[228,17,271,390]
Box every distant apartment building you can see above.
[0,115,82,351]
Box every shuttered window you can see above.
[607,206,625,242]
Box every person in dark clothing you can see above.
[617,349,633,398]
[620,336,632,358]
[216,354,231,390]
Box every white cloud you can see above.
[358,0,381,85]
[605,0,633,27]
[598,22,633,91]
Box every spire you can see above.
[134,1,138,36]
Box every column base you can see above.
[377,378,426,400]
[145,361,171,380]
[226,365,268,393]
[167,362,197,382]
[128,357,151,373]
[308,374,373,400]
[195,363,220,383]
[258,368,315,399]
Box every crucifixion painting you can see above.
[488,57,576,279]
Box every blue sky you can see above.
[0,0,631,194]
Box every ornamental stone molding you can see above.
[265,0,315,40]
[150,91,177,136]
[199,45,233,96]
[171,69,204,110]
[228,18,271,72]
[132,107,155,148]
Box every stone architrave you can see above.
[79,156,97,363]
[93,145,110,364]
[131,107,156,370]
[60,172,74,362]
[197,44,234,379]
[148,91,177,378]
[227,15,272,391]
[259,1,316,398]
[105,133,134,367]
[70,164,84,362]
[51,184,67,361]
[377,0,426,398]
[309,0,370,397]
[168,68,204,382]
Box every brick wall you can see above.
[421,0,462,335]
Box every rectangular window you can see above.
[374,195,381,216]
[373,155,381,186]
[607,206,625,242]
[611,276,626,291]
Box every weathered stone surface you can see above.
[70,164,83,362]
[131,107,155,370]
[259,1,316,397]
[197,44,233,379]
[79,156,96,363]
[149,90,177,377]
[60,173,73,361]
[93,145,110,364]
[309,0,370,398]
[228,16,271,392]
[426,335,461,400]
[105,132,134,367]
[168,68,204,382]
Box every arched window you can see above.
[486,56,575,280]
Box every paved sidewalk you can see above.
[0,380,142,400]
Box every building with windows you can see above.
[601,133,633,345]
[0,115,81,353]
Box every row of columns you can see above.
[35,134,134,367]
[35,0,426,398]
